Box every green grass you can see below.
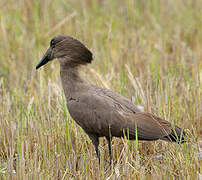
[0,0,201,179]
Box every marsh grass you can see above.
[0,0,201,179]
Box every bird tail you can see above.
[162,126,186,143]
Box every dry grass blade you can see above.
[125,64,146,105]
[46,11,77,37]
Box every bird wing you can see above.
[67,88,172,140]
[93,86,142,113]
[114,112,172,140]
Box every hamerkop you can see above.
[36,35,186,163]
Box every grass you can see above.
[0,0,201,179]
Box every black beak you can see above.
[36,47,52,70]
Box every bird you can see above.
[36,35,186,164]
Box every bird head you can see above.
[36,35,93,69]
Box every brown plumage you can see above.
[36,35,186,163]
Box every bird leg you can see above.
[88,134,100,164]
[106,136,113,165]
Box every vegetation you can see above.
[0,0,201,179]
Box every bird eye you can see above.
[50,39,56,47]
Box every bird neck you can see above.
[59,63,86,100]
